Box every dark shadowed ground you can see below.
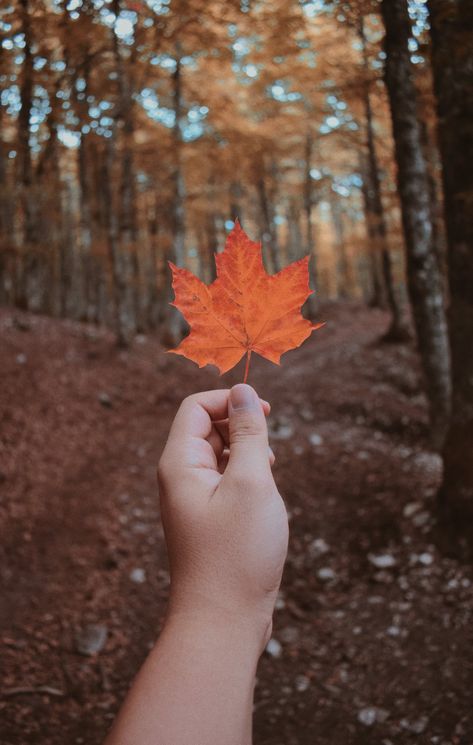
[1,303,472,745]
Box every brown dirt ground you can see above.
[0,303,472,745]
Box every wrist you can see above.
[164,599,273,657]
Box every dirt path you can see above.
[1,304,472,744]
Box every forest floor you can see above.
[0,302,472,745]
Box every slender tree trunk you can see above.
[428,0,473,552]
[419,117,449,304]
[257,173,280,273]
[257,176,271,270]
[77,132,93,319]
[88,140,105,324]
[165,47,187,344]
[146,194,163,327]
[229,182,244,225]
[112,0,140,334]
[359,154,386,308]
[303,130,319,317]
[73,57,93,322]
[364,91,406,334]
[359,17,407,336]
[268,159,281,271]
[58,181,75,317]
[204,212,218,283]
[329,197,351,299]
[381,0,451,450]
[121,68,141,332]
[17,0,35,309]
[286,198,303,262]
[63,0,93,321]
[0,44,15,304]
[37,78,67,317]
[171,52,186,268]
[101,137,128,346]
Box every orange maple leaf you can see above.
[168,221,324,382]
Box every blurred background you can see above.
[0,0,436,335]
[1,0,472,743]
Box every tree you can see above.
[428,0,473,551]
[358,16,407,338]
[0,0,418,334]
[380,0,451,450]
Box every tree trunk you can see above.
[73,56,93,322]
[359,154,386,309]
[303,130,319,317]
[16,0,35,309]
[229,182,244,225]
[204,212,218,283]
[37,75,67,317]
[419,117,449,305]
[329,196,350,299]
[286,198,303,262]
[77,132,93,319]
[0,44,15,305]
[101,138,128,346]
[381,0,451,450]
[257,172,280,274]
[164,48,188,344]
[428,0,473,553]
[145,194,163,327]
[359,17,407,336]
[112,0,140,334]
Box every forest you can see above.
[1,0,472,743]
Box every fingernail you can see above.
[230,384,257,410]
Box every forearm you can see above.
[104,608,266,745]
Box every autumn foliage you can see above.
[168,222,324,381]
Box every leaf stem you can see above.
[243,350,252,383]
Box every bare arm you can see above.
[104,385,288,745]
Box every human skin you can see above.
[104,384,289,745]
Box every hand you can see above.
[105,384,288,745]
[157,384,289,647]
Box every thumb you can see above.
[227,384,270,474]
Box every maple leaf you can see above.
[168,221,324,382]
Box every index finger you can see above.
[168,390,270,443]
[169,389,232,444]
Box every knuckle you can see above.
[231,417,266,442]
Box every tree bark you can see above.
[381,0,451,450]
[359,17,407,336]
[112,0,140,333]
[329,196,350,299]
[144,193,163,328]
[0,43,15,304]
[101,137,128,346]
[419,117,449,305]
[229,182,244,225]
[37,72,67,317]
[303,130,319,317]
[359,153,386,309]
[71,52,94,322]
[428,0,473,552]
[171,58,186,268]
[286,197,303,263]
[257,170,280,274]
[16,0,36,309]
[164,47,188,344]
[204,212,218,283]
